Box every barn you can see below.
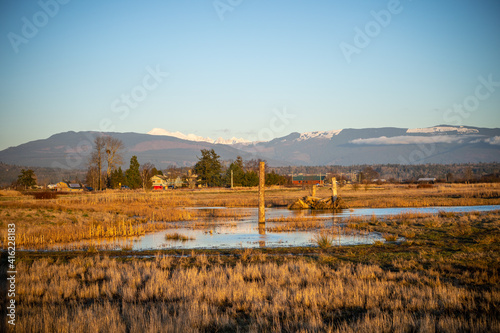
[292,175,326,186]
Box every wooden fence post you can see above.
[258,162,265,223]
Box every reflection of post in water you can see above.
[258,224,265,235]
[258,220,266,248]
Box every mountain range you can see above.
[1,125,499,169]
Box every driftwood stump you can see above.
[289,195,347,210]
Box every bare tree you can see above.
[85,165,100,190]
[104,136,125,178]
[89,136,106,190]
[465,167,473,184]
[140,162,154,191]
[88,135,125,190]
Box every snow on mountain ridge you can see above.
[147,128,250,145]
[297,130,342,141]
[147,128,214,143]
[214,137,251,145]
[406,126,479,134]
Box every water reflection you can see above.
[33,204,500,251]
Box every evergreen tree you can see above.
[225,156,245,187]
[110,167,126,189]
[242,170,259,187]
[193,149,222,187]
[125,156,142,189]
[17,169,37,189]
[265,171,288,186]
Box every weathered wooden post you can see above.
[311,185,317,197]
[258,161,265,224]
[332,177,337,197]
[230,170,234,189]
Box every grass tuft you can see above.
[164,232,194,242]
[313,231,336,249]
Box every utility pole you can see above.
[231,169,233,189]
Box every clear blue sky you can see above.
[1,0,500,150]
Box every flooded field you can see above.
[43,205,500,251]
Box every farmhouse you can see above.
[292,175,326,186]
[55,182,84,192]
[151,175,184,190]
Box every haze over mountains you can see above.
[1,126,499,169]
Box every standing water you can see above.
[135,205,500,250]
[40,205,499,251]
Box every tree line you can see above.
[86,136,289,190]
[86,136,163,190]
[193,151,290,187]
[271,163,500,184]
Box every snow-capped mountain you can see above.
[1,125,499,168]
[147,128,250,145]
[235,125,500,165]
[214,137,251,145]
[147,128,214,143]
[406,126,479,134]
[297,130,342,141]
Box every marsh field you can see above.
[1,183,500,332]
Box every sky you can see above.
[1,0,500,150]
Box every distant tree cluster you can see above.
[193,150,289,187]
[86,136,124,190]
[86,135,161,190]
[269,163,500,184]
[0,163,87,188]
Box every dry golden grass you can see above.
[11,253,500,332]
[0,189,23,197]
[193,208,252,219]
[1,184,499,250]
[0,203,194,250]
[4,209,500,331]
[266,220,323,232]
[189,182,500,208]
[267,214,331,222]
[382,233,398,242]
[340,183,500,208]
